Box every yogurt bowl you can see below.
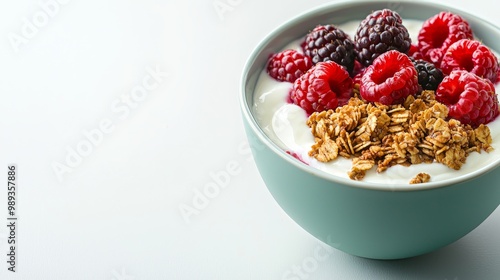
[240,0,500,259]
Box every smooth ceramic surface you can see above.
[241,0,500,259]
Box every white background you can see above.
[0,0,499,279]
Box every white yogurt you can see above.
[252,20,500,185]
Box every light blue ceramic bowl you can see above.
[240,0,500,259]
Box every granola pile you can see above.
[306,90,493,184]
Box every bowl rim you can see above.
[240,0,500,192]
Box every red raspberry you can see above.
[360,50,419,105]
[267,49,313,83]
[418,12,473,65]
[436,70,499,127]
[290,61,353,114]
[440,39,499,84]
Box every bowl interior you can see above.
[241,0,500,191]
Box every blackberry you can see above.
[412,59,444,91]
[302,24,356,75]
[354,9,411,67]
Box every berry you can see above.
[412,59,444,91]
[290,61,353,114]
[267,49,313,83]
[302,24,356,75]
[360,50,419,105]
[436,70,499,127]
[418,12,473,65]
[440,39,499,84]
[354,9,411,66]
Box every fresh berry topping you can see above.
[436,70,499,127]
[418,12,473,65]
[354,9,411,66]
[267,49,313,83]
[302,24,356,75]
[360,50,419,105]
[440,39,499,84]
[412,59,444,91]
[290,61,353,114]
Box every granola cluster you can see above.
[306,90,494,184]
